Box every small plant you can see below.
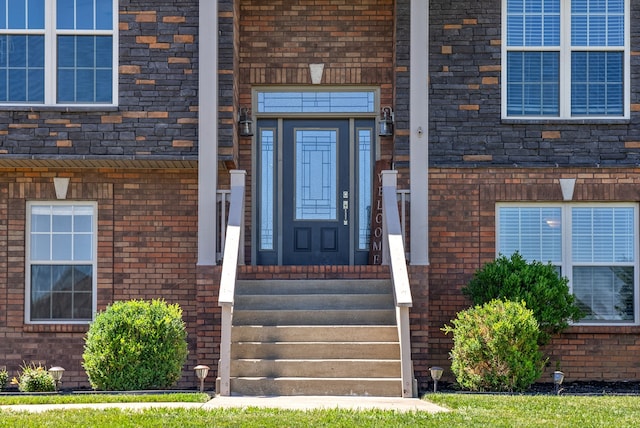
[83,299,188,391]
[10,362,56,392]
[462,252,584,344]
[443,299,546,392]
[0,367,8,391]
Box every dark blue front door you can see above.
[282,120,350,265]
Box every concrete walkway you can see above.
[1,395,447,414]
[204,395,447,413]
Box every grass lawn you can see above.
[0,392,210,406]
[1,393,640,427]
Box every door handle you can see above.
[342,200,348,225]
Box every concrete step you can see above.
[230,377,403,397]
[227,279,403,397]
[235,279,392,295]
[232,325,399,342]
[231,342,401,360]
[234,293,394,310]
[231,359,401,378]
[233,309,396,326]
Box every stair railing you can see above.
[216,169,246,396]
[380,170,415,398]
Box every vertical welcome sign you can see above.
[368,160,391,264]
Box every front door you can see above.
[282,120,350,265]
[255,117,375,266]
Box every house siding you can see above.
[0,1,204,390]
[2,0,640,394]
[426,167,640,388]
[0,1,199,160]
[429,0,640,167]
[0,168,203,389]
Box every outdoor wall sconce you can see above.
[194,364,210,392]
[378,106,394,137]
[49,366,65,392]
[238,107,254,137]
[553,370,564,395]
[429,366,444,393]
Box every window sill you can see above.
[565,324,640,334]
[501,118,630,125]
[0,105,118,113]
[23,324,90,333]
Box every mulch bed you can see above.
[433,381,640,395]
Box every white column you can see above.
[198,0,218,265]
[409,0,429,265]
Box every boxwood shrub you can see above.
[462,252,583,345]
[443,299,546,392]
[82,299,188,391]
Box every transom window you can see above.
[0,0,117,106]
[497,204,638,325]
[502,0,629,119]
[26,202,97,323]
[257,91,376,114]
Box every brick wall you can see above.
[0,1,199,160]
[0,167,206,389]
[236,0,397,261]
[425,167,640,386]
[429,0,640,167]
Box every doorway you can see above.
[255,118,375,265]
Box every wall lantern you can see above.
[194,364,210,392]
[429,366,444,393]
[238,107,254,137]
[49,366,65,392]
[378,106,394,137]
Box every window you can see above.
[26,202,97,323]
[0,0,116,106]
[503,0,628,119]
[497,204,638,324]
[257,91,376,114]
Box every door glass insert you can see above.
[295,129,337,220]
[259,128,275,250]
[358,128,372,250]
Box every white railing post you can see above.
[216,170,246,396]
[381,170,415,398]
[216,190,230,263]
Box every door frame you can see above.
[251,87,381,266]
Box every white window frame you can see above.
[496,202,639,326]
[501,0,630,120]
[25,201,98,324]
[0,0,118,107]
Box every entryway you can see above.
[255,115,375,266]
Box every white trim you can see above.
[0,0,118,107]
[409,0,429,265]
[252,87,380,117]
[496,202,639,326]
[501,0,630,120]
[25,201,98,325]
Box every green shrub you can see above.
[0,367,8,391]
[443,299,546,392]
[10,362,56,392]
[82,299,188,391]
[462,252,583,344]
